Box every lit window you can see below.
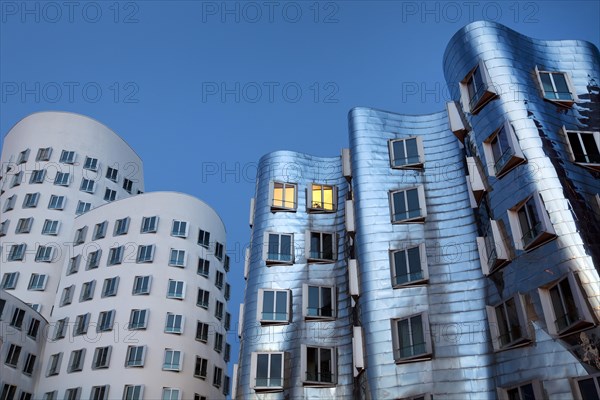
[167,280,185,299]
[137,245,155,263]
[22,192,40,208]
[67,349,85,372]
[302,345,336,385]
[53,318,68,340]
[104,189,117,202]
[80,178,95,193]
[197,257,210,277]
[307,231,336,262]
[265,233,293,264]
[73,313,91,336]
[101,277,119,297]
[564,128,600,170]
[171,220,188,237]
[29,169,46,183]
[1,272,19,289]
[8,244,26,261]
[87,249,102,270]
[106,167,118,182]
[4,344,21,367]
[114,217,130,235]
[165,313,184,334]
[215,242,224,261]
[213,366,223,388]
[123,178,133,193]
[390,244,428,287]
[59,150,76,164]
[97,310,116,332]
[17,148,30,164]
[141,216,158,233]
[42,219,60,235]
[196,289,210,309]
[162,349,182,371]
[60,285,75,306]
[80,280,96,301]
[391,313,432,363]
[16,217,33,234]
[22,353,36,376]
[507,193,556,251]
[36,147,52,161]
[258,289,290,324]
[459,61,497,114]
[74,226,87,245]
[11,171,23,187]
[308,184,336,212]
[93,221,108,240]
[90,385,109,400]
[48,195,65,210]
[194,357,208,379]
[107,246,124,266]
[46,353,62,376]
[54,172,70,186]
[215,271,224,289]
[390,187,426,223]
[389,137,424,169]
[169,249,186,267]
[198,229,210,247]
[162,388,180,400]
[196,322,209,343]
[125,346,146,367]
[486,294,531,351]
[4,195,17,211]
[535,67,577,105]
[271,181,297,211]
[27,273,47,291]
[122,385,143,400]
[252,352,284,391]
[35,245,54,262]
[303,284,335,320]
[75,201,91,215]
[83,157,98,171]
[133,276,151,295]
[572,373,600,400]
[129,309,148,330]
[215,301,224,320]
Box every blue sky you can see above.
[2,0,599,377]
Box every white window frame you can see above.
[306,231,337,263]
[141,216,158,233]
[215,242,224,261]
[264,232,294,265]
[129,309,148,330]
[83,156,98,171]
[391,313,433,363]
[75,201,91,215]
[162,349,182,371]
[213,367,223,388]
[215,300,224,320]
[67,348,86,373]
[93,221,108,240]
[198,229,210,247]
[122,385,143,400]
[167,280,185,300]
[10,308,25,329]
[59,150,76,164]
[459,60,497,114]
[36,147,52,161]
[114,217,130,236]
[97,310,116,332]
[215,271,224,289]
[390,186,427,223]
[4,343,22,367]
[132,276,151,295]
[64,388,81,400]
[137,245,155,263]
[196,321,209,343]
[562,127,600,170]
[482,121,526,178]
[23,192,40,208]
[125,345,146,368]
[389,136,425,169]
[270,181,298,211]
[486,294,531,351]
[80,178,95,194]
[194,356,208,379]
[476,219,512,275]
[22,353,37,376]
[169,249,186,267]
[106,167,118,182]
[35,245,55,262]
[535,66,578,106]
[30,169,46,184]
[8,244,26,261]
[48,195,65,210]
[390,243,428,287]
[42,219,60,235]
[101,277,119,297]
[165,313,184,334]
[497,380,545,400]
[104,188,117,202]
[251,352,285,391]
[307,183,337,212]
[571,373,600,400]
[54,172,70,186]
[107,246,124,266]
[214,333,224,353]
[1,272,19,290]
[16,218,33,234]
[171,220,188,238]
[90,385,109,400]
[302,284,336,320]
[162,388,180,400]
[28,273,47,291]
[257,288,291,324]
[301,345,337,386]
[196,288,210,309]
[123,178,133,193]
[507,192,556,251]
[197,257,210,277]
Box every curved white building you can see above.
[36,192,231,400]
[0,112,144,318]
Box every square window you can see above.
[564,128,600,170]
[391,244,429,287]
[35,245,54,262]
[102,277,119,297]
[535,67,577,106]
[137,245,155,263]
[2,272,20,290]
[59,150,76,164]
[30,169,46,184]
[197,257,210,277]
[391,313,432,363]
[171,220,188,237]
[36,147,52,161]
[252,352,284,391]
[23,192,40,208]
[198,229,210,247]
[271,181,297,211]
[308,184,336,212]
[93,221,108,240]
[459,61,497,114]
[507,193,556,251]
[122,385,143,400]
[486,294,531,351]
[75,201,91,215]
[307,231,336,262]
[42,219,60,235]
[106,167,118,182]
[167,280,185,299]
[8,244,26,261]
[80,178,95,193]
[165,313,184,334]
[125,345,146,367]
[54,172,70,186]
[80,280,96,302]
[104,189,117,202]
[107,246,124,266]
[83,156,98,171]
[67,348,85,372]
[16,218,33,234]
[169,249,186,267]
[194,356,208,379]
[48,195,65,210]
[258,289,290,323]
[162,349,182,371]
[196,289,210,309]
[265,233,293,264]
[390,187,426,223]
[302,345,336,385]
[114,217,130,236]
[389,137,424,169]
[27,273,47,291]
[196,321,209,343]
[97,310,115,332]
[303,285,335,320]
[133,276,151,295]
[129,309,148,330]
[141,216,158,233]
[87,249,102,269]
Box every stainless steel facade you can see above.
[237,21,600,399]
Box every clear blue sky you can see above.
[2,0,599,378]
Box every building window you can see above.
[27,318,40,339]
[252,352,284,391]
[215,301,224,320]
[197,257,210,277]
[224,283,231,300]
[0,385,17,400]
[389,137,424,169]
[224,255,230,271]
[87,249,102,270]
[107,246,124,265]
[122,385,143,400]
[302,345,336,385]
[54,318,68,340]
[215,242,224,261]
[59,150,76,164]
[507,193,556,251]
[36,147,52,161]
[163,349,182,371]
[48,195,65,210]
[137,245,155,263]
[459,61,497,114]
[303,284,335,320]
[1,272,19,289]
[391,313,432,363]
[486,294,531,351]
[104,189,117,202]
[64,388,81,400]
[271,181,297,211]
[43,392,57,400]
[114,217,130,235]
[476,219,511,275]
[80,178,95,193]
[92,221,108,239]
[198,229,210,247]
[11,171,23,187]
[162,388,180,400]
[196,289,210,309]
[391,244,428,287]
[42,219,60,235]
[23,192,40,208]
[482,121,526,178]
[171,220,188,238]
[74,226,87,245]
[54,172,70,186]
[22,353,36,375]
[196,322,209,342]
[106,167,118,182]
[307,231,336,262]
[500,381,544,400]
[165,313,184,334]
[60,285,75,306]
[17,148,30,164]
[4,344,21,367]
[30,169,46,183]
[194,357,208,379]
[83,156,98,171]
[129,309,148,330]
[46,353,62,376]
[258,289,290,323]
[16,218,33,234]
[169,249,186,267]
[0,219,9,236]
[123,178,133,193]
[390,186,426,223]
[80,280,96,301]
[213,366,223,388]
[214,333,224,353]
[564,129,600,169]
[35,245,54,262]
[28,273,47,290]
[133,276,151,295]
[167,280,185,299]
[4,195,17,212]
[73,313,90,336]
[8,244,26,261]
[572,374,600,400]
[75,201,91,215]
[125,346,146,367]
[141,216,158,233]
[535,67,577,105]
[215,271,224,289]
[539,273,595,336]
[90,386,109,400]
[224,313,231,331]
[97,310,116,332]
[308,184,336,212]
[67,349,85,372]
[265,233,293,264]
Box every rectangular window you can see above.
[16,218,33,234]
[80,178,95,193]
[59,150,76,164]
[36,147,52,161]
[93,221,108,240]
[73,313,90,336]
[537,68,576,103]
[391,313,432,363]
[0,385,17,400]
[169,249,186,267]
[90,385,109,400]
[42,219,60,235]
[17,149,30,164]
[483,122,526,178]
[194,356,208,379]
[486,294,531,351]
[54,318,68,340]
[390,244,428,287]
[271,181,297,210]
[83,156,98,171]
[141,216,158,233]
[302,346,335,385]
[1,272,19,289]
[74,226,87,245]
[114,217,130,235]
[224,255,230,271]
[8,244,26,261]
[258,289,290,323]
[215,271,224,289]
[48,195,65,210]
[162,388,180,400]
[476,219,511,275]
[252,352,284,390]
[197,289,210,309]
[162,349,182,371]
[565,129,600,168]
[0,219,9,236]
[46,353,62,376]
[213,366,223,388]
[35,245,54,262]
[11,171,23,187]
[167,280,185,299]
[60,285,75,306]
[106,167,118,182]
[308,184,336,212]
[123,178,133,193]
[104,189,117,202]
[198,229,210,247]
[54,172,70,186]
[224,283,231,301]
[304,284,335,320]
[460,61,497,114]
[28,273,47,290]
[30,169,46,184]
[224,313,231,331]
[390,186,426,223]
[75,201,91,215]
[215,301,224,320]
[4,196,17,213]
[43,392,57,400]
[572,374,600,400]
[122,385,143,400]
[125,345,146,367]
[67,349,85,372]
[107,246,124,265]
[132,276,151,295]
[196,321,209,342]
[87,249,102,270]
[171,220,188,238]
[80,280,96,301]
[500,381,544,400]
[197,257,210,277]
[129,309,148,330]
[92,346,112,369]
[308,231,336,262]
[27,318,40,339]
[389,137,424,169]
[508,193,556,251]
[165,313,184,334]
[215,242,224,261]
[4,344,22,367]
[266,233,293,264]
[214,333,223,353]
[137,245,155,263]
[22,353,36,375]
[97,310,116,332]
[23,192,40,208]
[64,388,81,400]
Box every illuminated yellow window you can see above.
[309,184,336,212]
[272,182,297,210]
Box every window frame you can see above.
[35,245,55,262]
[486,294,531,351]
[53,171,70,186]
[83,156,98,171]
[195,321,209,343]
[125,345,146,368]
[389,186,427,223]
[59,150,76,164]
[390,243,429,288]
[562,127,600,170]
[80,280,96,302]
[97,310,116,332]
[8,244,26,261]
[22,192,40,208]
[301,345,337,386]
[270,181,298,211]
[106,167,118,182]
[107,246,124,266]
[4,195,17,212]
[169,249,186,267]
[137,245,155,263]
[29,169,46,184]
[16,217,33,234]
[391,312,433,363]
[497,380,545,400]
[476,219,512,275]
[129,309,149,330]
[141,216,158,233]
[251,352,285,391]
[46,352,63,376]
[388,136,425,169]
[194,356,208,379]
[122,385,143,400]
[114,217,130,236]
[507,192,556,251]
[571,373,600,400]
[306,231,337,263]
[165,313,184,334]
[459,60,498,114]
[307,183,337,212]
[197,257,210,277]
[482,121,526,178]
[87,249,102,270]
[36,147,52,161]
[92,346,112,370]
[48,195,65,210]
[67,348,86,373]
[75,201,91,215]
[73,313,90,336]
[258,288,291,324]
[1,272,19,290]
[171,220,188,238]
[535,66,578,107]
[196,288,210,309]
[79,178,95,194]
[167,279,185,300]
[264,232,294,265]
[132,276,152,295]
[42,219,60,235]
[104,188,117,202]
[302,284,336,320]
[27,273,47,291]
[162,349,182,371]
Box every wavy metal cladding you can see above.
[443,21,600,395]
[348,108,494,399]
[236,151,354,399]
